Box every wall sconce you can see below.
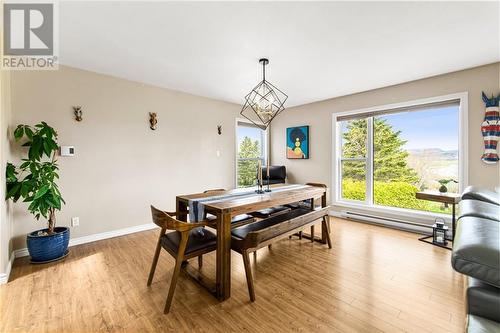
[217,125,222,135]
[149,112,158,130]
[73,106,83,122]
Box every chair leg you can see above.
[147,230,164,286]
[242,250,256,302]
[198,255,203,268]
[299,231,303,240]
[310,226,315,243]
[164,233,188,314]
[322,216,332,249]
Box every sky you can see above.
[380,106,459,151]
[237,125,264,153]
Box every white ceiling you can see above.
[60,1,500,107]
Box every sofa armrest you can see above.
[462,186,500,206]
[452,217,500,288]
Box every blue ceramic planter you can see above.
[27,227,70,263]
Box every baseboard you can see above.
[13,222,158,259]
[0,251,16,284]
[328,210,342,218]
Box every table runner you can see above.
[188,184,308,222]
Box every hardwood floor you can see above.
[0,218,466,332]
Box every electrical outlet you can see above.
[71,217,79,227]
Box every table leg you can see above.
[321,192,328,244]
[216,211,232,301]
[452,203,456,241]
[176,199,188,222]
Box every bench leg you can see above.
[198,255,203,268]
[268,244,272,250]
[299,231,303,240]
[322,216,332,249]
[242,250,256,302]
[310,226,315,243]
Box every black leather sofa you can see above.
[452,186,500,333]
[260,165,286,185]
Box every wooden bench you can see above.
[231,206,332,301]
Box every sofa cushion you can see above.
[462,186,500,206]
[452,217,500,288]
[467,315,500,333]
[467,277,500,323]
[459,199,500,222]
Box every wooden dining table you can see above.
[176,184,327,301]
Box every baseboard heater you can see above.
[340,210,433,234]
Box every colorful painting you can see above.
[286,126,309,159]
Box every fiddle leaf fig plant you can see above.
[5,122,65,235]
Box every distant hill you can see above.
[407,148,458,160]
[406,148,459,191]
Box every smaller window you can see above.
[236,121,266,188]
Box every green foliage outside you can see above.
[5,122,65,234]
[341,118,451,214]
[341,179,451,214]
[237,137,261,187]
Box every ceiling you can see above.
[59,1,500,107]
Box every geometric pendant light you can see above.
[240,58,288,130]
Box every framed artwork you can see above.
[286,125,309,159]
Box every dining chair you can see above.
[147,205,217,314]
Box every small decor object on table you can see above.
[415,191,461,250]
[286,125,309,159]
[5,122,68,263]
[438,178,458,194]
[255,159,264,194]
[480,92,500,164]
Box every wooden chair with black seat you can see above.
[147,206,216,314]
[203,189,255,228]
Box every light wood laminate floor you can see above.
[0,218,466,332]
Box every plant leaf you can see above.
[33,185,49,200]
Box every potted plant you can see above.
[438,178,458,193]
[5,122,68,263]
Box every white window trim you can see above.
[331,92,469,224]
[234,118,269,188]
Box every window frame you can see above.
[235,118,269,188]
[332,92,468,222]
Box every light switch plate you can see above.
[71,217,79,227]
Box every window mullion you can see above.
[366,117,374,205]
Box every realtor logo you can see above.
[2,2,58,70]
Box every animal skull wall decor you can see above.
[73,106,83,121]
[149,112,158,130]
[481,92,500,164]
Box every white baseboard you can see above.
[0,251,16,284]
[13,223,158,260]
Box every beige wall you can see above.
[271,63,500,204]
[1,69,13,275]
[9,66,240,250]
